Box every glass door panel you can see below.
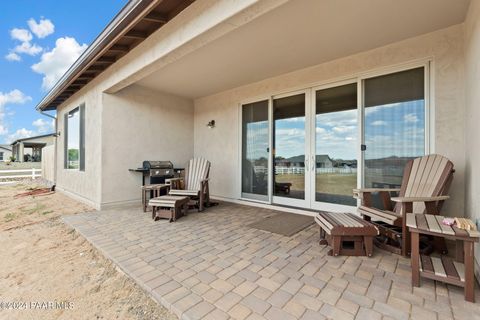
[241,100,269,201]
[314,83,357,206]
[364,67,425,189]
[273,93,308,204]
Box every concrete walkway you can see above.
[63,203,480,320]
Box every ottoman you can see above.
[149,195,189,222]
[315,211,379,257]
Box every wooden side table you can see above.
[407,213,479,302]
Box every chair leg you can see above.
[199,193,204,212]
[142,190,146,212]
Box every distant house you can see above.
[0,144,12,162]
[10,133,55,162]
[276,155,333,168]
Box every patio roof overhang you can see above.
[36,0,195,112]
[132,0,470,99]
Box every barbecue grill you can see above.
[142,160,175,185]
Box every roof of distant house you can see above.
[10,133,56,146]
[0,144,12,151]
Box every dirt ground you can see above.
[0,183,177,320]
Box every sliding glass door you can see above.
[272,91,311,207]
[312,82,358,208]
[241,100,269,201]
[363,67,426,189]
[240,65,428,211]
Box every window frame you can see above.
[64,104,85,171]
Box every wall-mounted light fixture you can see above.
[207,120,216,129]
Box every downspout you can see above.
[39,111,57,187]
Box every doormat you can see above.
[248,212,314,237]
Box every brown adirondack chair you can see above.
[353,154,454,256]
[168,158,210,211]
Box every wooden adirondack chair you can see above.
[353,154,454,256]
[168,158,211,212]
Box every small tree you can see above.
[9,155,16,162]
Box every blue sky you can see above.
[245,100,425,161]
[0,0,128,144]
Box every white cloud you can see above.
[404,113,419,123]
[10,28,32,42]
[7,128,34,143]
[5,52,21,62]
[31,37,88,90]
[14,41,42,56]
[0,124,7,136]
[0,90,32,138]
[0,89,32,108]
[332,125,356,133]
[28,18,55,38]
[371,120,387,126]
[32,118,54,134]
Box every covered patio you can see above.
[63,203,480,320]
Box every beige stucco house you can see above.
[0,144,12,162]
[10,133,55,162]
[35,0,480,253]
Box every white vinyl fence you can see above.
[254,166,357,175]
[0,168,42,184]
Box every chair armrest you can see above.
[353,188,400,200]
[391,195,449,203]
[353,188,401,193]
[166,177,183,190]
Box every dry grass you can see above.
[0,183,177,320]
[275,173,356,195]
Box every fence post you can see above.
[32,168,36,180]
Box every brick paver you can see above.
[63,203,480,320]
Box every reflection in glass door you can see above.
[363,67,425,189]
[241,100,269,201]
[314,83,358,207]
[272,92,309,206]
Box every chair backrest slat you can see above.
[185,158,210,191]
[397,154,454,214]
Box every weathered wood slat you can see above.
[441,256,460,280]
[421,255,434,273]
[452,226,469,237]
[425,214,442,233]
[315,215,334,231]
[435,215,455,235]
[431,256,447,277]
[416,214,429,230]
[466,229,480,237]
[453,261,465,282]
[406,213,417,228]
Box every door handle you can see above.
[305,158,309,172]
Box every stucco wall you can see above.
[0,148,12,161]
[56,87,103,208]
[100,85,194,208]
[464,0,480,259]
[194,24,466,215]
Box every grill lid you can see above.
[142,161,173,170]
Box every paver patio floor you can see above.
[63,202,480,320]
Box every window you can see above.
[241,100,269,201]
[64,104,85,170]
[363,67,425,188]
[0,152,3,161]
